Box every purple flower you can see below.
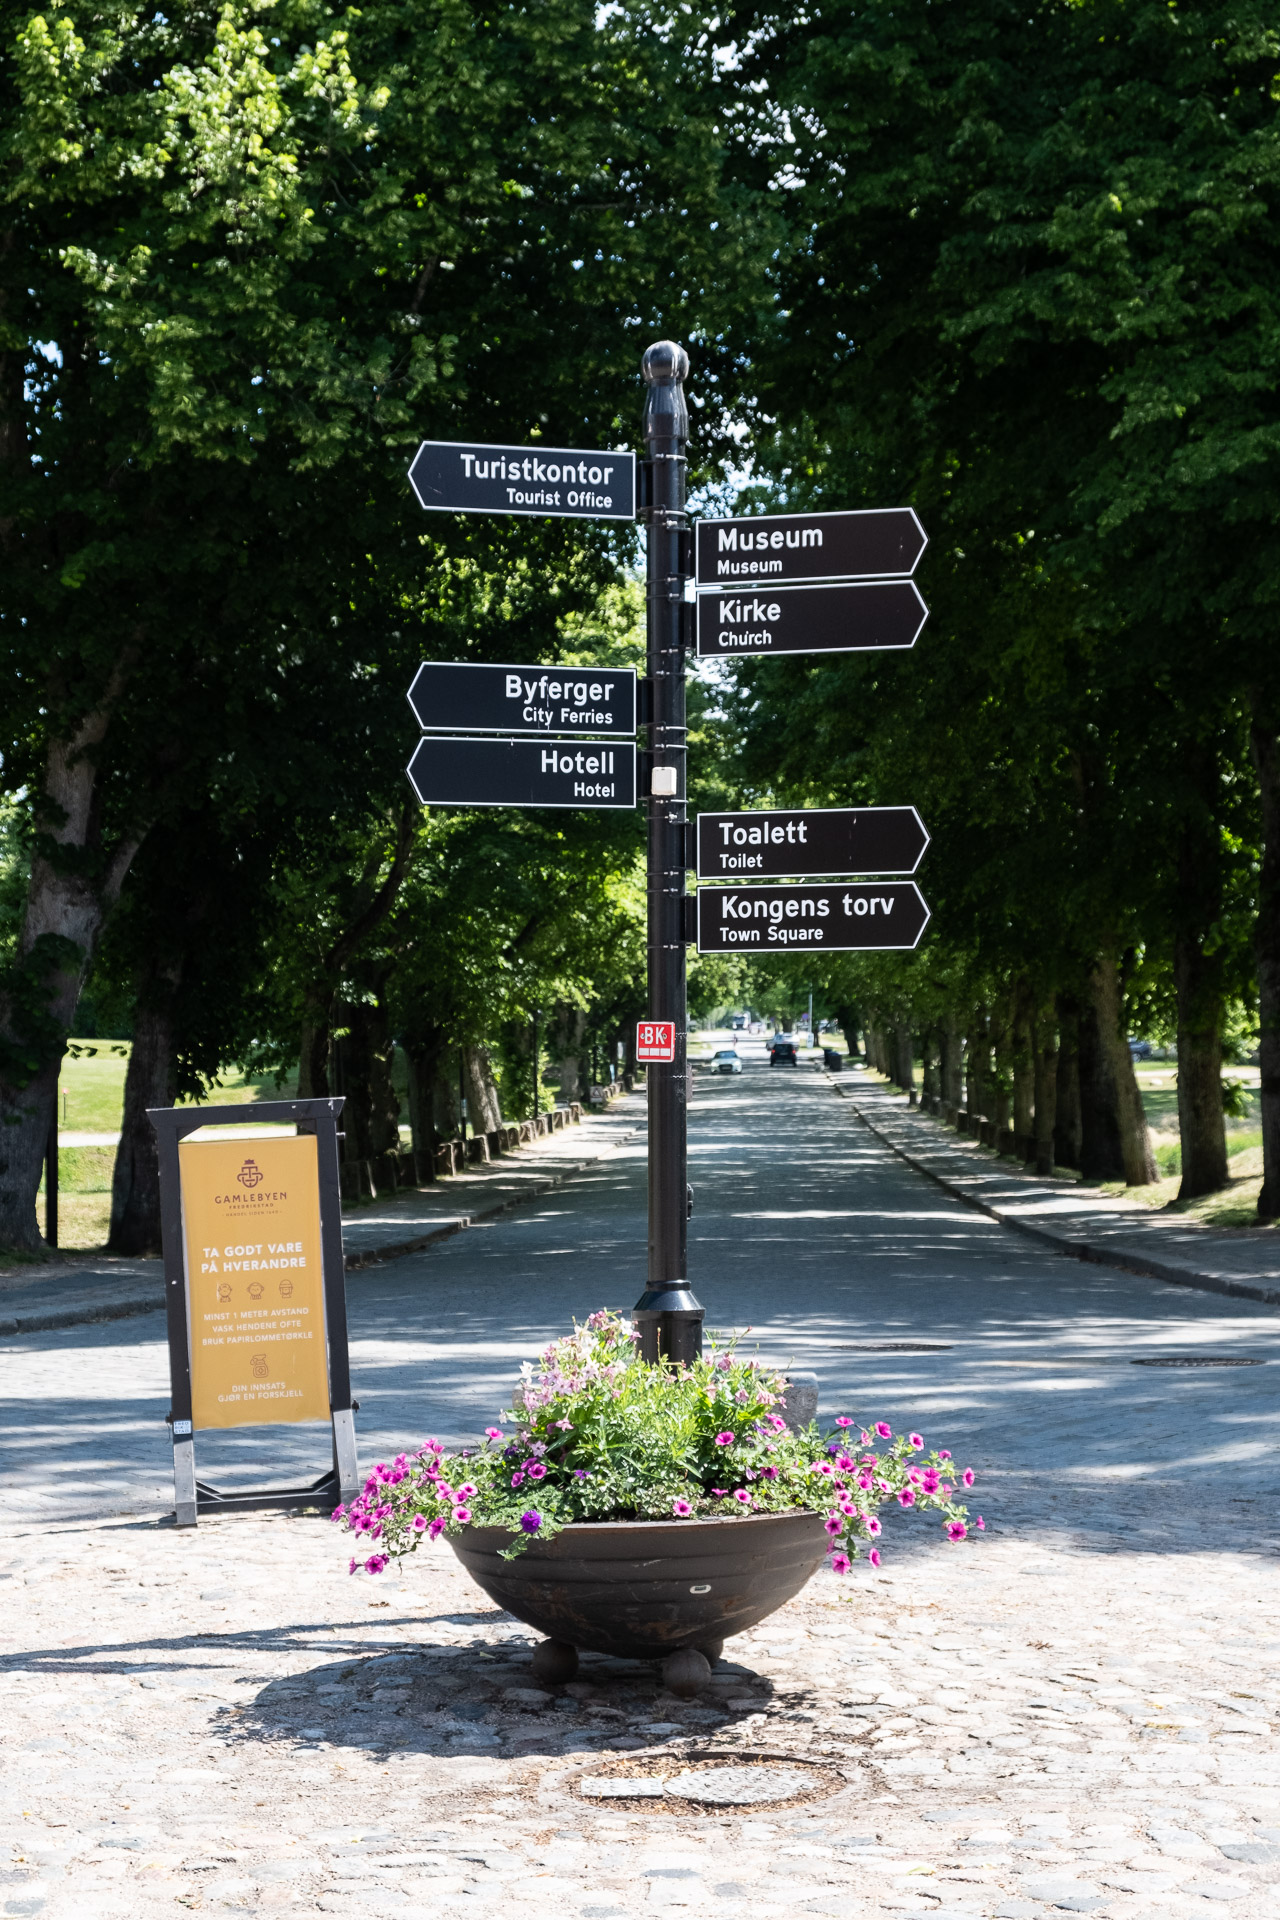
[824,1515,842,1536]
[875,1421,892,1440]
[922,1469,940,1494]
[411,1514,428,1532]
[962,1468,976,1487]
[866,1516,881,1536]
[427,1518,446,1541]
[573,1469,591,1481]
[761,1464,779,1480]
[331,1504,346,1523]
[829,1551,851,1574]
[946,1521,968,1542]
[672,1498,692,1517]
[897,1488,915,1507]
[453,1506,472,1525]
[365,1554,388,1574]
[938,1449,951,1460]
[511,1471,525,1488]
[458,1482,477,1498]
[528,1462,547,1481]
[714,1431,735,1447]
[520,1510,542,1533]
[868,1548,881,1568]
[908,1432,923,1449]
[348,1557,358,1575]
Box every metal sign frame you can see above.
[695,805,930,880]
[408,439,637,521]
[695,505,927,588]
[150,1097,359,1527]
[407,660,637,738]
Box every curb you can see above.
[831,1081,1280,1310]
[0,1125,641,1339]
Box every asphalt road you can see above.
[3,1061,1278,1541]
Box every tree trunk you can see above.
[296,1007,331,1099]
[337,996,401,1162]
[0,703,143,1250]
[1012,985,1034,1142]
[549,1002,588,1106]
[1032,1001,1058,1176]
[940,1015,963,1108]
[892,1025,915,1100]
[965,1009,989,1117]
[1079,954,1156,1184]
[107,969,180,1255]
[463,1046,503,1132]
[1172,739,1229,1199]
[921,1028,940,1107]
[1253,711,1280,1219]
[989,1004,1012,1133]
[1054,997,1082,1170]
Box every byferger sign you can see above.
[637,1021,676,1063]
[407,734,636,810]
[696,807,929,880]
[408,661,636,738]
[696,508,926,589]
[409,440,636,521]
[179,1135,331,1431]
[695,580,927,658]
[696,882,930,953]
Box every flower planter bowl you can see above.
[448,1510,829,1661]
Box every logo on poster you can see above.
[237,1158,263,1188]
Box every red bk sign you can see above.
[636,1020,676,1063]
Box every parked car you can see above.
[712,1047,743,1075]
[769,1036,799,1065]
[1128,1038,1152,1060]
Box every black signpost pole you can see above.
[632,342,703,1366]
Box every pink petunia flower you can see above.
[975,1516,985,1530]
[427,1517,446,1541]
[866,1516,881,1536]
[824,1515,843,1536]
[868,1548,881,1568]
[946,1521,967,1541]
[835,1415,853,1428]
[875,1422,892,1439]
[672,1498,692,1517]
[962,1468,976,1487]
[908,1432,923,1449]
[511,1471,525,1488]
[830,1552,851,1574]
[528,1462,547,1481]
[710,1488,728,1498]
[411,1514,428,1532]
[715,1431,735,1446]
[897,1488,915,1507]
[733,1488,752,1504]
[938,1449,951,1460]
[485,1427,504,1441]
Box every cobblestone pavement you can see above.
[2,1067,1279,1918]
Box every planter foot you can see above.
[662,1648,711,1698]
[696,1638,724,1667]
[531,1638,579,1685]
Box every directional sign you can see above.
[695,580,927,659]
[408,661,636,738]
[409,440,635,521]
[696,508,926,589]
[695,882,930,953]
[697,807,929,880]
[636,1021,676,1063]
[407,735,636,810]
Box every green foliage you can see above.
[338,1310,974,1571]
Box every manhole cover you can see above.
[840,1342,954,1353]
[1131,1356,1264,1368]
[576,1755,838,1811]
[667,1764,817,1805]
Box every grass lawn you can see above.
[40,1045,300,1251]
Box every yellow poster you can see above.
[180,1134,331,1430]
